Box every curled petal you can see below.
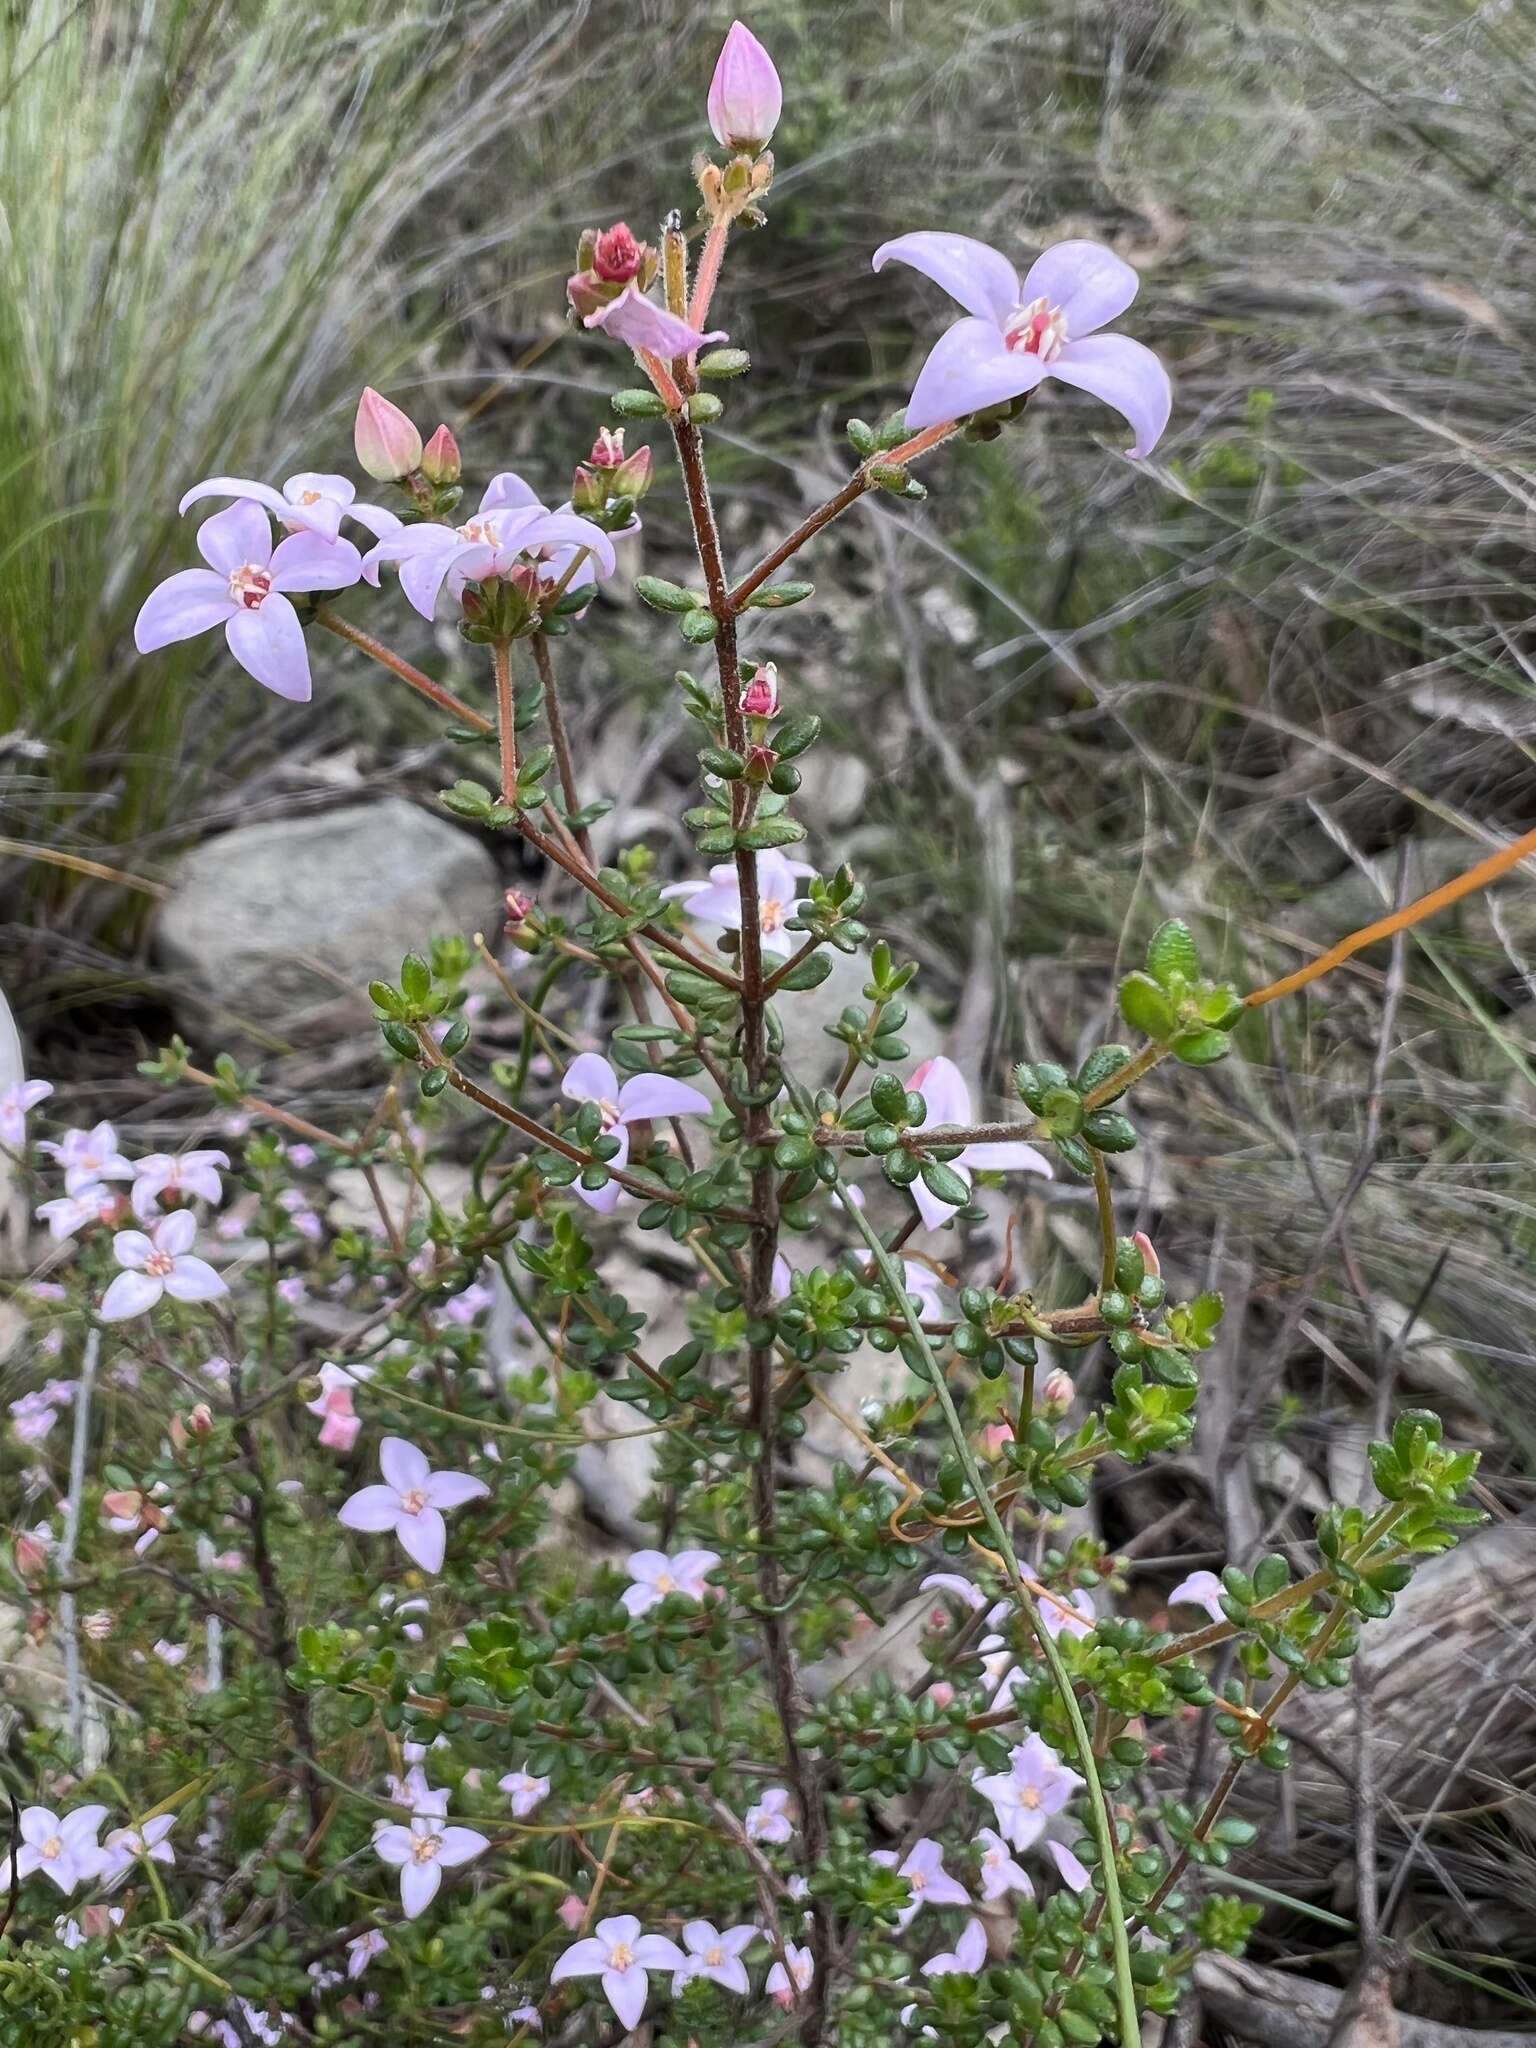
[1020,240,1140,338]
[179,476,290,521]
[1047,333,1171,459]
[911,1056,972,1130]
[480,471,541,514]
[196,500,272,576]
[225,594,311,703]
[523,510,617,581]
[904,317,1047,433]
[872,231,1020,326]
[134,569,234,653]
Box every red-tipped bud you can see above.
[589,427,627,468]
[741,660,780,718]
[420,424,461,486]
[593,222,643,282]
[1132,1229,1160,1277]
[354,387,423,482]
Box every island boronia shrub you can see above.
[0,17,1499,2047]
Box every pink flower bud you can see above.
[929,1680,956,1709]
[611,443,653,503]
[589,427,626,468]
[1041,1368,1075,1415]
[741,660,780,718]
[353,387,423,482]
[592,222,643,283]
[188,1403,215,1437]
[420,424,461,486]
[102,1489,142,1520]
[556,1893,587,1932]
[1132,1229,1160,1277]
[15,1530,49,1576]
[503,889,535,932]
[707,20,782,153]
[569,463,605,515]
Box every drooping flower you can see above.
[36,1182,120,1243]
[373,1809,489,1919]
[745,1785,793,1844]
[921,1916,988,1980]
[135,501,363,704]
[550,1915,686,2032]
[620,1547,721,1617]
[0,1078,52,1149]
[13,1804,109,1894]
[354,388,423,482]
[560,1051,712,1215]
[178,472,401,554]
[975,1826,1034,1902]
[707,21,782,152]
[869,1836,971,1929]
[338,1438,488,1574]
[362,477,616,622]
[99,1813,177,1890]
[1168,1568,1226,1626]
[1046,1838,1092,1894]
[347,1928,388,1979]
[671,1919,759,1995]
[100,1212,227,1322]
[1039,1588,1096,1642]
[581,288,727,363]
[660,850,817,960]
[904,1056,1052,1232]
[40,1122,133,1196]
[305,1362,361,1454]
[972,1734,1085,1851]
[872,232,1171,455]
[741,661,780,718]
[765,1939,815,2008]
[499,1767,551,1819]
[130,1149,230,1222]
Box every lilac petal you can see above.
[196,500,272,575]
[372,1824,414,1866]
[480,471,541,514]
[573,1177,623,1216]
[674,882,743,929]
[616,1075,712,1122]
[584,286,727,361]
[270,530,363,592]
[872,231,1020,327]
[962,1140,1053,1178]
[380,1436,431,1494]
[348,502,403,576]
[434,1825,488,1868]
[112,1229,156,1270]
[399,1858,441,1918]
[551,1937,608,1981]
[225,594,311,703]
[1020,240,1140,338]
[523,511,617,580]
[178,476,290,521]
[155,1209,198,1256]
[284,471,354,523]
[904,317,1047,433]
[100,1270,162,1321]
[396,1505,446,1574]
[163,1257,227,1303]
[338,1486,403,1532]
[424,1470,490,1510]
[602,1966,648,2033]
[1047,1839,1092,1893]
[911,1056,972,1130]
[562,1053,618,1106]
[1048,334,1171,459]
[631,1935,687,1970]
[401,547,460,620]
[911,1172,967,1234]
[134,569,235,653]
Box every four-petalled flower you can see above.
[905,1056,1052,1232]
[338,1437,489,1574]
[660,850,817,960]
[869,1836,971,1929]
[373,1808,489,1919]
[560,1051,712,1215]
[670,1918,759,1995]
[972,1733,1084,1851]
[621,1547,721,1617]
[550,1914,686,2033]
[100,1212,227,1322]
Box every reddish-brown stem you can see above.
[314,607,490,731]
[493,639,517,804]
[689,215,731,330]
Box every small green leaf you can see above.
[736,816,806,851]
[610,387,669,419]
[634,575,698,614]
[698,346,750,379]
[776,951,832,992]
[686,391,723,424]
[1148,917,1201,988]
[400,953,431,1004]
[919,1159,970,1207]
[680,609,720,644]
[772,714,822,760]
[1119,971,1178,1041]
[1170,1025,1232,1066]
[745,581,814,610]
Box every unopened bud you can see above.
[503,889,535,935]
[589,427,627,468]
[354,387,423,482]
[592,222,644,283]
[1040,1368,1075,1416]
[741,660,780,718]
[188,1403,215,1438]
[744,742,778,782]
[15,1530,50,1576]
[569,462,606,515]
[611,443,653,503]
[707,20,782,154]
[420,423,461,486]
[1132,1229,1160,1277]
[101,1489,142,1520]
[82,1611,114,1642]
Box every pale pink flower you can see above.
[373,1809,488,1918]
[905,1056,1052,1232]
[671,1919,758,1995]
[620,1547,721,1617]
[285,1141,318,1169]
[40,1121,133,1196]
[556,1892,587,1932]
[0,1078,52,1148]
[560,1052,711,1215]
[306,1362,361,1454]
[582,288,726,362]
[14,1804,109,1894]
[550,1914,686,2032]
[765,1939,814,2008]
[901,1260,945,1319]
[975,1826,1033,1902]
[1168,1569,1226,1626]
[347,1928,387,1979]
[130,1149,229,1222]
[973,1733,1084,1851]
[9,1386,74,1445]
[873,233,1172,454]
[276,1277,307,1307]
[660,850,817,960]
[499,1767,550,1819]
[921,1915,988,1979]
[707,20,781,151]
[135,501,363,703]
[338,1437,488,1574]
[100,1211,226,1322]
[178,472,400,556]
[869,1836,970,1929]
[744,1785,793,1844]
[36,1182,119,1243]
[99,1813,176,1889]
[363,477,615,622]
[1039,1588,1096,1642]
[1046,1838,1092,1894]
[354,388,422,481]
[15,1522,54,1574]
[741,661,780,717]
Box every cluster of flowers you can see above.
[7,1800,176,1897]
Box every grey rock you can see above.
[155,798,499,1040]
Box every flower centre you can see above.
[596,1097,622,1130]
[298,489,324,505]
[144,1250,175,1278]
[455,519,495,546]
[228,564,273,610]
[400,1487,429,1516]
[608,1942,634,1972]
[706,1946,724,1967]
[910,1870,927,1892]
[760,897,786,934]
[1020,1785,1042,1809]
[1004,297,1068,362]
[410,1832,440,1864]
[41,1835,63,1861]
[654,1571,676,1594]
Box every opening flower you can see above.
[1040,1588,1096,1642]
[660,850,817,959]
[765,1939,814,2008]
[363,476,616,622]
[671,1918,758,1995]
[36,1183,119,1243]
[338,1437,489,1574]
[0,1078,52,1151]
[135,501,363,703]
[305,1362,361,1454]
[550,1914,686,2032]
[40,1121,133,1196]
[1168,1568,1226,1626]
[499,1767,551,1819]
[872,232,1171,455]
[972,1733,1085,1850]
[560,1051,712,1214]
[373,1809,489,1919]
[707,21,782,153]
[131,1148,230,1222]
[347,1929,387,1979]
[869,1836,971,1929]
[581,288,727,364]
[905,1056,1052,1231]
[178,471,401,553]
[15,1804,109,1894]
[99,1813,177,1890]
[975,1826,1033,1902]
[620,1547,722,1617]
[100,1211,227,1322]
[745,1785,793,1844]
